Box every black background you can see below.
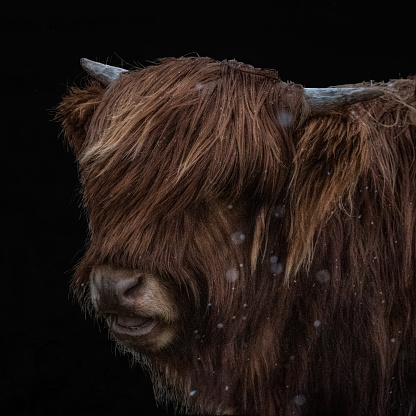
[2,2,414,415]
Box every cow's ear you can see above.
[285,111,371,278]
[57,82,104,157]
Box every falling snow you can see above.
[294,394,306,406]
[316,269,330,284]
[270,255,278,264]
[226,268,239,282]
[274,204,286,218]
[277,111,293,127]
[270,255,283,275]
[231,231,246,245]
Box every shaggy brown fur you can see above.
[58,56,416,415]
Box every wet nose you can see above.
[89,267,141,311]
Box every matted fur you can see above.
[58,56,416,415]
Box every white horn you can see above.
[80,58,128,86]
[304,87,384,114]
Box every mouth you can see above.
[109,314,157,337]
[103,312,177,352]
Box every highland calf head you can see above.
[58,56,416,415]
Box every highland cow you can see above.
[58,56,416,415]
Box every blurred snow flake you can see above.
[294,394,306,406]
[314,320,321,328]
[278,111,293,127]
[269,255,283,274]
[226,268,239,282]
[190,390,197,396]
[217,323,224,329]
[270,255,278,264]
[271,263,283,275]
[316,269,330,284]
[231,231,246,245]
[274,204,286,218]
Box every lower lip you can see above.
[110,316,157,337]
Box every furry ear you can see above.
[57,82,104,156]
[285,111,371,279]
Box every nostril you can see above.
[121,276,142,299]
[109,275,142,301]
[89,267,144,309]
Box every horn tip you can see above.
[79,58,127,86]
[80,58,92,72]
